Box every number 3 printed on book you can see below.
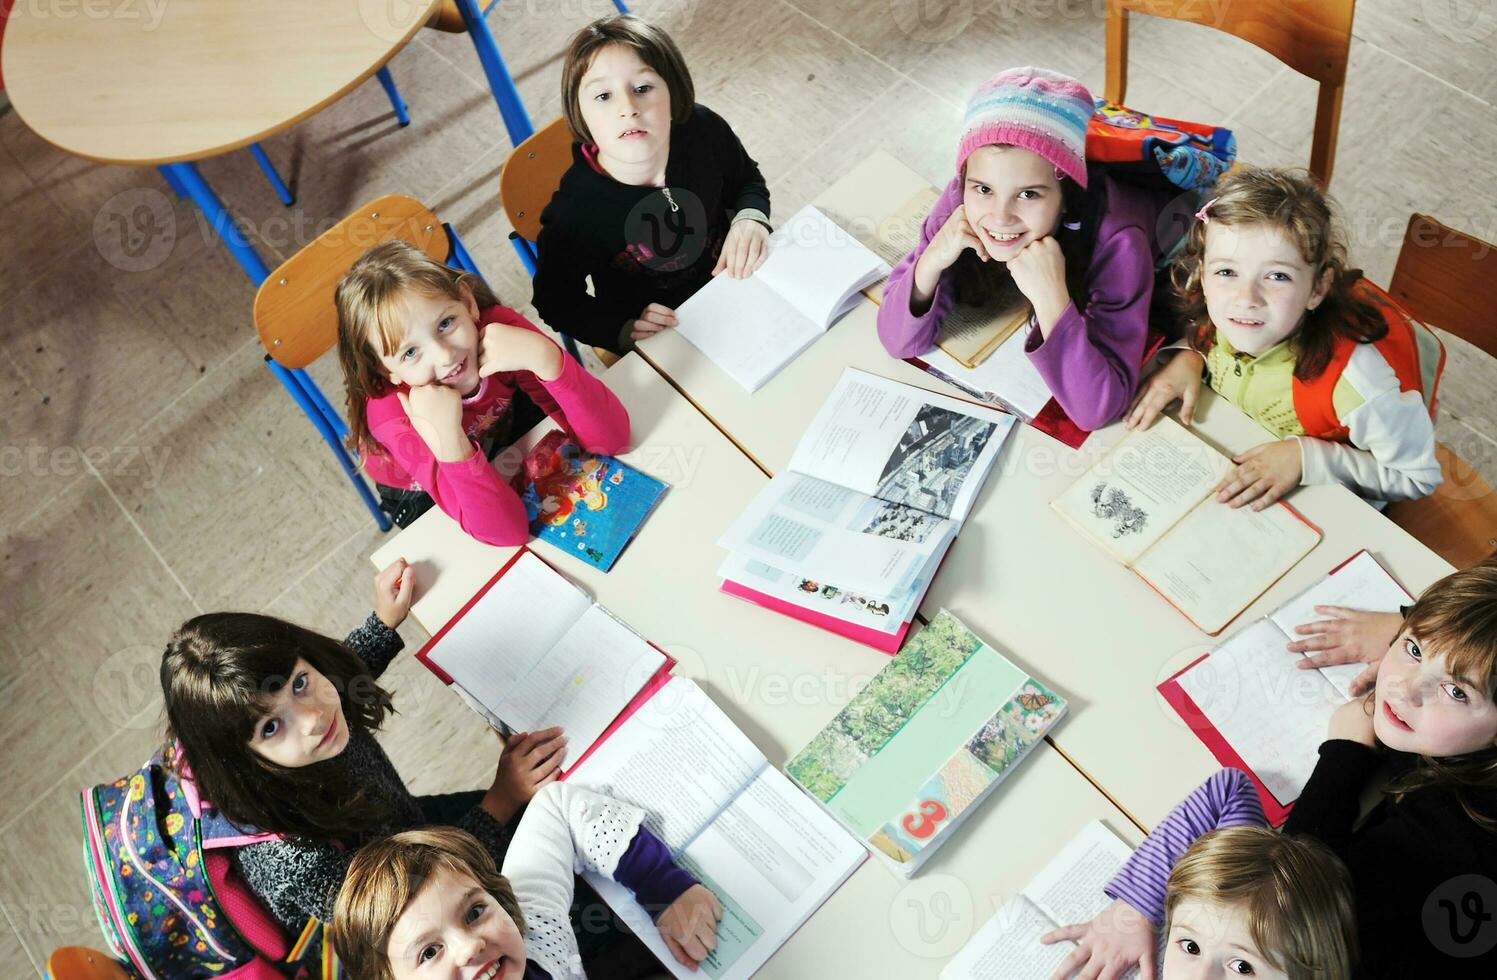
[900,799,948,840]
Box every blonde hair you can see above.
[334,239,500,459]
[1387,554,1497,827]
[560,15,695,145]
[331,827,525,980]
[1170,166,1385,381]
[1165,827,1356,980]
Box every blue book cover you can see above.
[521,432,668,572]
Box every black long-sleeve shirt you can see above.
[531,103,770,353]
[1284,739,1497,977]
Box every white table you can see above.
[631,153,1457,829]
[372,353,1145,976]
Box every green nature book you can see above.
[785,610,1067,877]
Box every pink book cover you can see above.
[720,578,911,654]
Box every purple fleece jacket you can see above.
[877,173,1166,431]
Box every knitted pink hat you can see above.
[956,67,1093,188]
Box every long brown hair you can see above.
[335,239,501,462]
[1384,555,1497,830]
[1171,166,1385,380]
[560,15,695,145]
[1166,826,1357,980]
[161,612,397,842]
[332,827,525,980]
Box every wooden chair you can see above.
[500,117,619,367]
[1382,214,1497,568]
[1104,0,1355,186]
[44,948,130,980]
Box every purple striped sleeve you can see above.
[1104,769,1266,926]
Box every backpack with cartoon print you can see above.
[80,743,342,979]
[1087,99,1236,194]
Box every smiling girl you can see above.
[1128,166,1442,509]
[878,67,1179,432]
[532,16,771,355]
[159,560,568,938]
[336,240,630,540]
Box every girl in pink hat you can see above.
[878,67,1173,431]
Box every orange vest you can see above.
[1290,280,1445,442]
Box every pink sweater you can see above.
[362,306,630,545]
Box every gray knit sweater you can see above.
[232,613,511,932]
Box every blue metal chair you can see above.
[251,195,515,530]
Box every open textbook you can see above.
[414,551,670,775]
[787,611,1066,878]
[674,205,890,392]
[1160,550,1415,823]
[570,676,865,980]
[1052,418,1322,634]
[942,820,1139,980]
[717,369,1015,647]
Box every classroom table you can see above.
[371,353,1145,976]
[632,152,1457,830]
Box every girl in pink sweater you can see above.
[336,240,630,544]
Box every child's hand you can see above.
[1007,236,1070,329]
[628,303,679,344]
[1328,693,1378,747]
[713,220,770,279]
[481,727,567,823]
[1289,607,1403,696]
[398,384,471,462]
[1214,439,1302,510]
[374,558,415,629]
[658,884,722,970]
[923,206,987,271]
[1041,899,1157,980]
[1126,349,1205,430]
[478,321,563,382]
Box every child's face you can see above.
[1163,899,1289,980]
[385,866,526,980]
[378,284,482,394]
[1374,630,1497,756]
[1200,221,1331,356]
[961,144,1064,261]
[578,44,671,169]
[247,658,350,768]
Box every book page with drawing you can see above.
[1051,418,1232,565]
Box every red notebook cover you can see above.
[412,547,677,778]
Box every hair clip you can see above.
[1195,197,1218,224]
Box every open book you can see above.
[717,369,1015,649]
[941,821,1138,979]
[570,676,865,980]
[935,283,1033,369]
[674,205,890,392]
[787,611,1066,877]
[1159,550,1414,822]
[1052,418,1322,634]
[413,551,671,776]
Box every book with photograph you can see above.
[673,205,890,392]
[1051,417,1322,634]
[716,368,1016,650]
[521,430,668,572]
[1159,550,1415,823]
[785,610,1066,877]
[940,820,1138,979]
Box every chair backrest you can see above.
[1104,0,1355,185]
[500,116,575,244]
[44,948,130,980]
[253,195,449,369]
[1389,213,1497,361]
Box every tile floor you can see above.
[1,0,1494,972]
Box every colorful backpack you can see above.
[81,743,341,979]
[1087,99,1237,195]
